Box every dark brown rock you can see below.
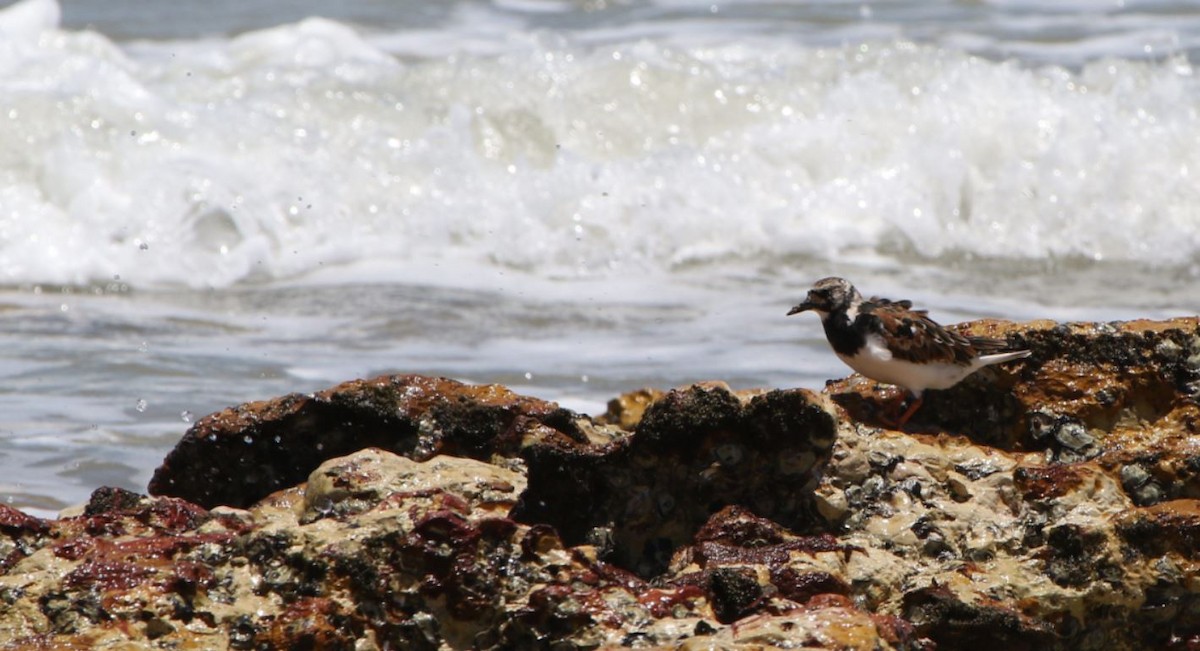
[7,317,1200,650]
[598,386,666,430]
[902,585,1055,651]
[828,317,1200,453]
[1117,499,1200,556]
[0,504,48,571]
[148,374,599,509]
[154,375,837,579]
[513,384,836,575]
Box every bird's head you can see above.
[787,276,861,318]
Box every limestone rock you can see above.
[0,449,865,650]
[148,374,598,510]
[151,376,837,578]
[5,317,1200,650]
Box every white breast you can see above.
[834,333,979,395]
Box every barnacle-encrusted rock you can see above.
[513,383,836,575]
[4,317,1200,650]
[1,449,885,650]
[148,374,595,510]
[829,317,1200,499]
[150,375,837,577]
[815,316,1200,650]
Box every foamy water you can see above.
[1,0,1198,514]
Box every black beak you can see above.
[787,301,812,316]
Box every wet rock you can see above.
[149,376,836,580]
[149,374,596,509]
[4,317,1200,650]
[1117,499,1200,556]
[1052,421,1094,451]
[902,585,1055,651]
[0,451,715,649]
[512,384,837,575]
[598,386,666,430]
[0,505,48,572]
[831,317,1200,451]
[1121,463,1152,490]
[1120,463,1167,506]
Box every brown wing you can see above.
[861,297,979,366]
[965,335,1010,354]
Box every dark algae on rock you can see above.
[1,317,1199,649]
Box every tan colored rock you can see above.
[599,387,667,430]
[5,317,1200,650]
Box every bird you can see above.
[787,277,1031,428]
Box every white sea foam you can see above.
[2,0,1199,289]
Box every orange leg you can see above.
[894,394,924,429]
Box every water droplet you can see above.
[180,411,193,423]
[138,341,148,353]
[524,372,533,380]
[243,435,253,444]
[136,399,148,413]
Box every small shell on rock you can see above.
[868,450,901,472]
[1027,410,1057,443]
[1155,339,1184,359]
[585,526,616,555]
[919,529,954,558]
[861,475,886,498]
[1119,464,1152,490]
[843,485,865,508]
[947,475,973,502]
[1117,463,1166,506]
[954,459,1003,480]
[1054,423,1095,451]
[1132,482,1165,506]
[896,477,923,499]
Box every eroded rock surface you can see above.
[2,317,1199,650]
[147,375,592,510]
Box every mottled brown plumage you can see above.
[862,296,1009,366]
[788,277,1031,428]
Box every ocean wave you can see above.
[2,0,1199,288]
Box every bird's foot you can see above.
[876,391,922,430]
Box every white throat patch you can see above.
[843,301,860,323]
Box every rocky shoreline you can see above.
[2,317,1199,649]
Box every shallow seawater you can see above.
[1,0,1199,514]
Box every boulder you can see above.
[2,317,1199,649]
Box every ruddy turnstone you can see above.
[788,277,1031,427]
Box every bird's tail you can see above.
[977,349,1032,366]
